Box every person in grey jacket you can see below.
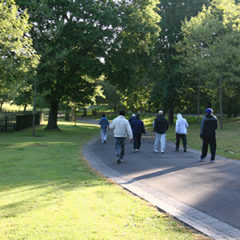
[109,110,133,164]
[175,113,189,152]
[99,114,109,143]
[200,108,218,163]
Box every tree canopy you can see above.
[0,0,39,102]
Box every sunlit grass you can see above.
[0,122,209,240]
[1,102,33,112]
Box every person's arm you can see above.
[141,121,146,134]
[126,121,133,140]
[109,120,114,130]
[200,117,206,138]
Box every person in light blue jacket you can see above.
[175,113,189,152]
[99,114,109,143]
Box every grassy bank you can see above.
[0,122,208,240]
[143,115,240,160]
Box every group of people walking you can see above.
[99,108,218,164]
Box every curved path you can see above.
[82,121,240,240]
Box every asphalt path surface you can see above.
[89,130,240,229]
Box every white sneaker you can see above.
[154,150,159,153]
[134,149,138,152]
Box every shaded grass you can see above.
[0,122,209,240]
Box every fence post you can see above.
[5,116,8,132]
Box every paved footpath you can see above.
[82,123,240,240]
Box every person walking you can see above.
[175,113,189,152]
[130,113,146,152]
[200,108,218,163]
[99,114,109,143]
[129,113,136,125]
[153,110,169,153]
[109,110,133,164]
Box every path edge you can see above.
[82,137,240,240]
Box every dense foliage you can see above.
[1,0,239,128]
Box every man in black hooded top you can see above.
[200,108,218,163]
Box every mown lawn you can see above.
[0,122,208,240]
[144,115,240,160]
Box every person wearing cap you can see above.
[175,113,189,152]
[200,108,218,163]
[153,110,169,153]
[109,110,133,164]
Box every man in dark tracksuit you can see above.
[130,113,146,152]
[200,108,218,163]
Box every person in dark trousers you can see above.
[130,113,146,152]
[153,110,169,153]
[175,113,189,152]
[99,114,109,143]
[109,110,133,164]
[200,108,218,163]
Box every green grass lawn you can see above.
[144,115,240,160]
[0,122,209,240]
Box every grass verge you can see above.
[0,122,209,240]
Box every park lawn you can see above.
[144,116,240,160]
[0,122,208,240]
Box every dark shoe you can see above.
[175,148,179,152]
[117,158,123,164]
[104,140,106,144]
[184,148,187,152]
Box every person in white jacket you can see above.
[175,113,189,152]
[109,110,133,164]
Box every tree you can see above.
[179,0,240,127]
[105,0,161,112]
[151,0,210,123]
[0,0,39,107]
[16,0,124,129]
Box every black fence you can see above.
[0,112,41,132]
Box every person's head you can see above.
[119,110,125,116]
[177,113,182,119]
[136,113,140,119]
[206,108,213,115]
[102,114,106,117]
[132,113,136,117]
[158,110,163,116]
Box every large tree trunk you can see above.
[168,108,174,125]
[46,101,59,130]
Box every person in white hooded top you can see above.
[175,113,189,152]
